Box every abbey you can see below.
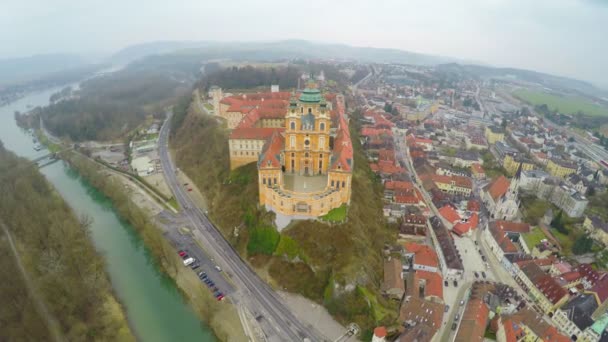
[223,81,352,218]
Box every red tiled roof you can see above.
[536,275,568,304]
[484,175,510,201]
[415,270,443,299]
[404,242,439,269]
[374,327,387,338]
[454,298,489,342]
[453,213,479,236]
[431,174,472,189]
[330,99,353,172]
[467,200,480,212]
[471,163,484,175]
[258,131,284,169]
[439,205,460,224]
[494,221,530,233]
[229,127,278,140]
[560,271,581,283]
[361,127,392,137]
[590,274,608,303]
[385,181,414,191]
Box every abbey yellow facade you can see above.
[224,82,352,218]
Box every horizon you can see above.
[2,0,607,87]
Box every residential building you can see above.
[503,154,535,176]
[552,293,600,341]
[485,126,506,144]
[382,258,405,300]
[547,158,578,178]
[471,163,485,180]
[403,242,439,273]
[519,169,550,192]
[514,262,569,315]
[585,216,608,247]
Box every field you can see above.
[513,89,608,117]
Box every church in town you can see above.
[218,80,353,218]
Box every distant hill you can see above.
[109,39,471,66]
[436,63,608,98]
[0,54,88,86]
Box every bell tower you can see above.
[284,79,330,176]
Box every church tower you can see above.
[284,80,331,176]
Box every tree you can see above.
[550,210,568,234]
[501,118,508,129]
[572,235,593,255]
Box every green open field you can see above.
[513,89,608,117]
[522,227,548,249]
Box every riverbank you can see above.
[0,145,136,341]
[63,151,247,341]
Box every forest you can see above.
[36,53,201,141]
[0,141,133,341]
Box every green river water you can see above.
[0,88,215,342]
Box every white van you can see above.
[183,257,195,266]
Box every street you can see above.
[158,112,327,342]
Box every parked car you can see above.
[183,183,188,186]
[216,294,225,301]
[215,265,222,272]
[474,241,478,245]
[453,280,458,287]
[460,300,465,306]
[178,250,187,257]
[187,188,193,192]
[474,272,479,278]
[455,313,460,320]
[444,305,449,312]
[481,255,486,262]
[444,280,449,287]
[197,271,207,278]
[183,257,195,266]
[191,263,200,270]
[482,271,487,279]
[451,323,457,330]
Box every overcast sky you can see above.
[2,0,607,85]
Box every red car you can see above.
[216,294,224,301]
[187,188,193,192]
[178,250,186,257]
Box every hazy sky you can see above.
[2,0,607,85]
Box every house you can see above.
[514,262,569,315]
[483,220,530,262]
[453,150,481,168]
[452,212,479,237]
[403,242,439,273]
[471,163,485,180]
[485,126,505,144]
[498,308,570,342]
[382,258,405,300]
[552,293,598,340]
[503,154,536,176]
[438,204,460,225]
[519,169,550,192]
[547,158,577,178]
[431,174,472,196]
[585,215,608,247]
[398,296,443,342]
[400,214,427,237]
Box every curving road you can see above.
[158,112,326,342]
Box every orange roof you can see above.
[373,326,387,338]
[361,127,392,137]
[229,127,278,140]
[439,205,460,224]
[455,298,490,342]
[258,131,284,169]
[485,175,510,201]
[467,200,480,212]
[452,213,479,236]
[330,104,353,172]
[494,221,530,233]
[404,242,439,269]
[385,181,414,191]
[471,163,484,174]
[431,174,472,189]
[415,270,443,299]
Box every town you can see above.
[349,64,608,341]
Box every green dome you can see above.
[299,87,322,103]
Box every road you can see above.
[158,112,327,342]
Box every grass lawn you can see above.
[320,204,348,222]
[168,197,179,210]
[513,89,608,117]
[550,227,574,255]
[522,227,548,249]
[357,286,390,322]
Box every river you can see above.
[0,88,216,342]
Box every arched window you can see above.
[320,122,325,131]
[290,136,296,148]
[290,121,295,130]
[308,108,312,114]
